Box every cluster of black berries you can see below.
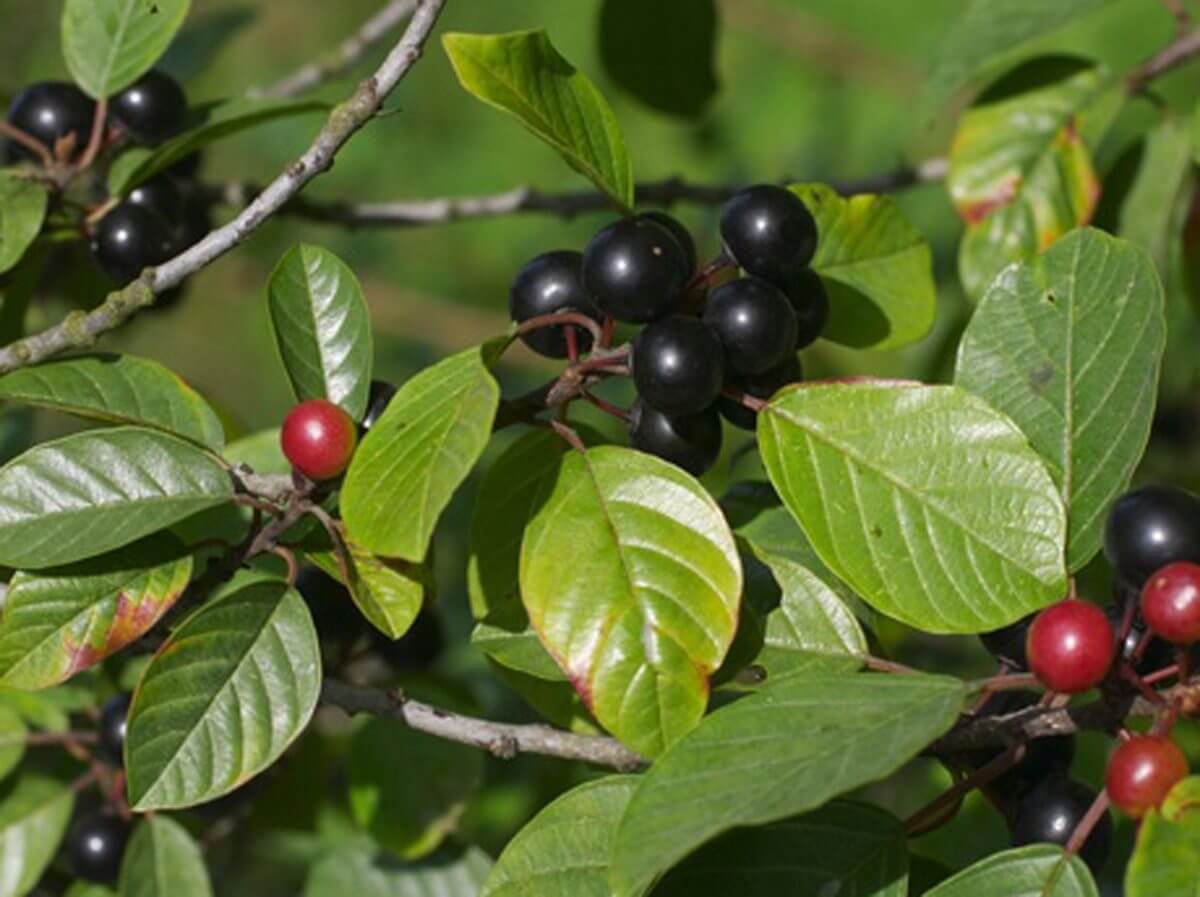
[5,71,209,302]
[508,184,828,476]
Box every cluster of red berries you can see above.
[971,484,1200,869]
[507,184,828,476]
[5,73,210,304]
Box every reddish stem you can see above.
[515,311,603,348]
[75,97,109,172]
[1064,789,1110,858]
[550,418,586,452]
[565,324,579,363]
[582,390,631,423]
[0,121,52,167]
[722,386,767,413]
[905,744,1024,836]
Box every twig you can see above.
[0,122,53,167]
[905,743,1023,836]
[250,0,418,99]
[0,0,449,376]
[321,678,645,771]
[1160,0,1191,35]
[1128,26,1200,91]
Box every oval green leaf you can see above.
[609,672,964,897]
[305,844,492,897]
[0,427,233,569]
[443,30,634,212]
[792,184,936,350]
[955,229,1164,572]
[61,0,192,98]
[0,535,193,690]
[925,845,1096,897]
[758,382,1067,634]
[0,172,48,276]
[0,706,26,784]
[267,244,373,419]
[521,446,742,757]
[0,774,74,897]
[1126,776,1200,897]
[118,815,213,897]
[0,353,225,451]
[309,535,432,640]
[342,344,500,563]
[125,577,321,810]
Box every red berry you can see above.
[1141,561,1200,645]
[1026,600,1115,693]
[1105,735,1189,818]
[280,399,357,481]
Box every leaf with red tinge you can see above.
[0,535,193,690]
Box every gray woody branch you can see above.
[0,0,448,376]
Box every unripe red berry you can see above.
[1105,735,1189,818]
[280,399,357,481]
[1026,599,1115,693]
[1141,561,1200,645]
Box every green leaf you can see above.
[598,0,717,118]
[655,801,907,897]
[108,97,327,195]
[267,244,373,419]
[791,184,936,350]
[482,775,636,897]
[608,672,964,897]
[305,844,492,897]
[342,344,500,563]
[0,173,47,276]
[955,229,1164,572]
[0,774,74,897]
[758,382,1067,634]
[348,716,483,860]
[309,536,431,640]
[0,535,193,690]
[61,0,191,98]
[0,407,32,466]
[125,578,321,810]
[0,353,225,451]
[0,427,233,569]
[118,815,213,897]
[521,446,742,756]
[925,845,1096,897]
[66,884,118,897]
[158,7,256,82]
[1126,776,1200,897]
[443,30,634,212]
[948,62,1115,298]
[0,706,26,783]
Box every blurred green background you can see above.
[2,1,1198,892]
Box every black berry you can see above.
[703,277,798,375]
[92,203,177,285]
[111,70,187,144]
[1009,778,1112,874]
[1104,485,1200,587]
[965,691,1074,798]
[719,355,802,430]
[719,184,817,284]
[372,608,445,672]
[979,614,1034,669]
[1107,605,1174,675]
[5,81,94,162]
[777,268,829,348]
[361,380,398,433]
[629,400,722,477]
[97,693,131,765]
[582,218,689,323]
[639,211,696,274]
[632,315,724,416]
[127,176,187,229]
[509,250,601,358]
[67,810,130,883]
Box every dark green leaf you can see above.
[924,845,1096,897]
[304,844,492,897]
[61,0,191,98]
[1126,776,1200,897]
[955,229,1164,572]
[125,578,321,810]
[443,30,634,212]
[0,353,225,450]
[0,172,48,276]
[0,774,74,896]
[267,244,373,419]
[0,705,26,784]
[0,535,193,689]
[118,815,213,897]
[0,427,233,569]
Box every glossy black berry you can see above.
[509,250,601,358]
[639,211,696,274]
[92,202,176,285]
[67,811,130,883]
[1104,484,1200,587]
[1009,778,1112,874]
[965,691,1074,798]
[719,355,803,430]
[979,614,1035,669]
[777,268,830,349]
[632,315,724,416]
[297,566,366,647]
[362,380,398,432]
[582,217,689,323]
[629,400,722,477]
[111,70,187,144]
[5,81,94,162]
[372,608,445,672]
[98,693,131,765]
[127,176,187,228]
[703,277,799,375]
[719,184,817,284]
